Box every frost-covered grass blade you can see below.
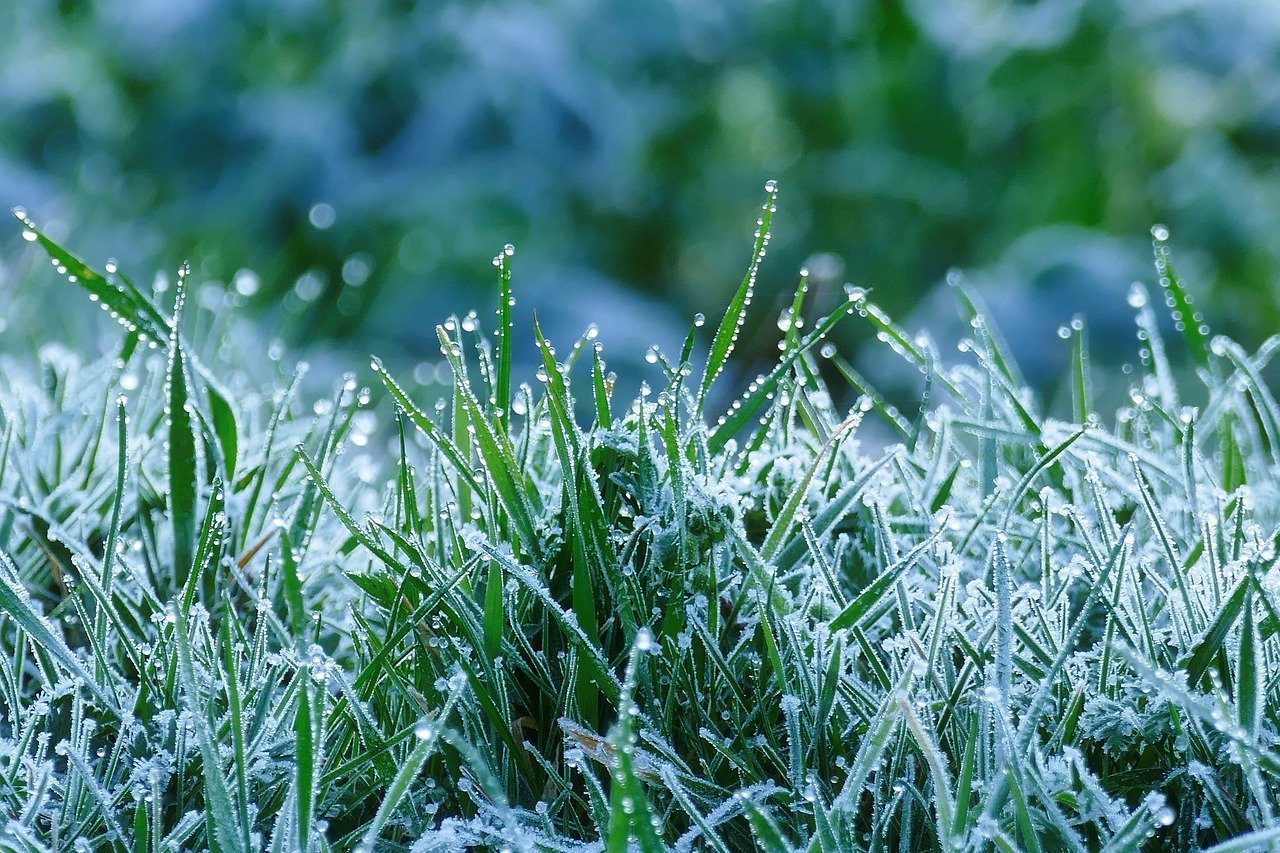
[4,193,1280,851]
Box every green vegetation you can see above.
[2,191,1279,851]
[5,1,1280,357]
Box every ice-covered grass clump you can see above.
[3,191,1280,852]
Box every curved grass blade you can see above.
[16,211,168,344]
[697,182,777,412]
[709,299,860,454]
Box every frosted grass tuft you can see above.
[1,191,1278,850]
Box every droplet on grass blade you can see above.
[1127,283,1147,308]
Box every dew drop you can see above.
[309,203,335,229]
[234,269,260,296]
[1127,284,1147,309]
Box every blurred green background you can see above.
[2,0,1278,388]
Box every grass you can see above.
[2,190,1280,852]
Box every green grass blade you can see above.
[606,634,664,853]
[900,699,954,851]
[1237,588,1260,740]
[1069,315,1091,423]
[174,609,246,853]
[495,245,514,431]
[1201,827,1280,853]
[0,554,114,710]
[359,723,442,848]
[167,265,198,587]
[697,181,777,411]
[1183,574,1249,687]
[1151,226,1211,370]
[17,211,169,344]
[294,677,316,853]
[829,526,945,632]
[483,559,504,662]
[709,298,859,454]
[741,800,791,853]
[760,415,859,562]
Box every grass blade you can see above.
[697,181,777,411]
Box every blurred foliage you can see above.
[2,0,1279,377]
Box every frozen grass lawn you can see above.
[3,190,1280,852]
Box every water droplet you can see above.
[293,271,324,301]
[764,179,778,193]
[1151,224,1169,242]
[1127,284,1147,309]
[234,269,260,297]
[309,203,335,229]
[342,255,371,286]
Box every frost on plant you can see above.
[0,195,1279,851]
